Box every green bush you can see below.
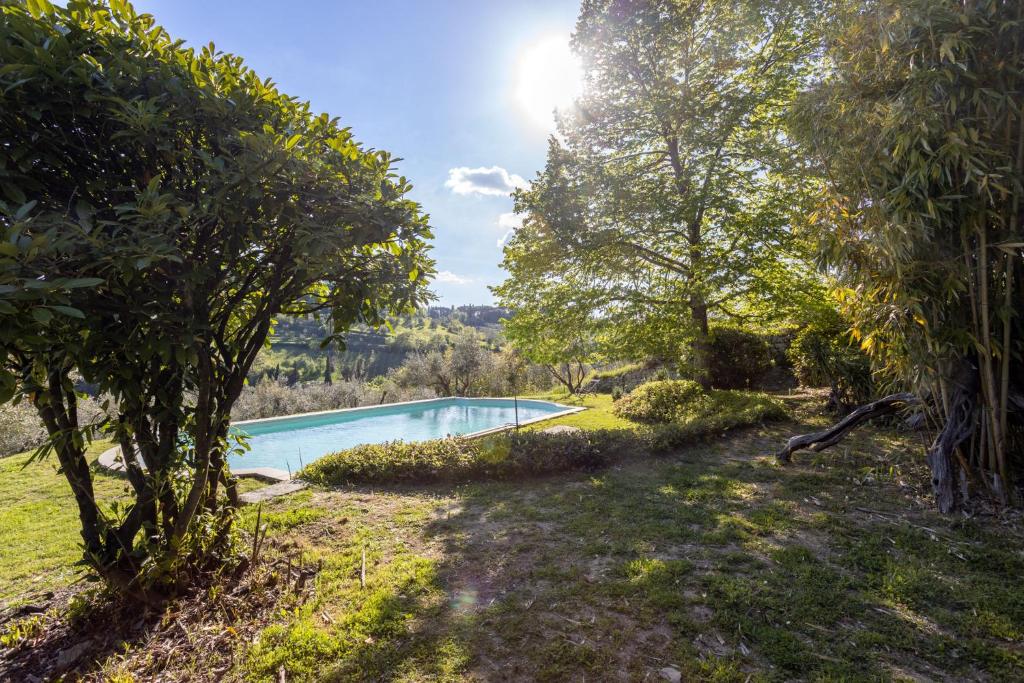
[648,391,788,452]
[706,327,773,389]
[589,362,645,381]
[788,317,873,411]
[299,389,788,485]
[613,379,705,423]
[298,429,640,486]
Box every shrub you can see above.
[231,379,434,422]
[299,390,788,485]
[613,380,705,423]
[648,391,787,452]
[611,386,624,401]
[589,362,645,381]
[298,429,641,486]
[706,327,773,389]
[788,317,873,411]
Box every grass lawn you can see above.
[525,391,639,430]
[0,440,125,604]
[0,442,267,608]
[2,394,1023,680]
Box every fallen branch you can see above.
[777,392,918,463]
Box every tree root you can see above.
[776,392,919,463]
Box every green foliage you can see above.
[647,391,788,452]
[706,327,773,389]
[588,362,645,381]
[496,286,598,394]
[794,0,1024,507]
[495,0,824,371]
[613,380,705,423]
[0,0,432,594]
[788,313,873,410]
[298,430,639,487]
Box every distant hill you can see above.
[252,305,510,385]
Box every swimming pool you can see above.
[227,397,578,473]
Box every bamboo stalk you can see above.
[977,226,1008,502]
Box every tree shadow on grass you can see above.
[307,419,1024,681]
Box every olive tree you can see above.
[0,0,433,595]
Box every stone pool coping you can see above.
[95,397,586,502]
[230,395,584,428]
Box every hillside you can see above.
[250,306,510,384]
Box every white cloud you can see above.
[434,270,473,285]
[496,212,524,247]
[445,166,527,197]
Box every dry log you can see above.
[776,392,919,463]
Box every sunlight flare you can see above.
[514,35,582,129]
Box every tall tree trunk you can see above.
[927,358,979,514]
[690,298,711,387]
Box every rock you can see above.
[540,425,582,435]
[659,666,682,682]
[239,479,307,505]
[55,640,91,670]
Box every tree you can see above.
[788,0,1023,512]
[0,0,433,594]
[495,280,600,394]
[324,348,334,385]
[395,329,487,396]
[499,0,821,381]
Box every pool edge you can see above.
[97,396,588,489]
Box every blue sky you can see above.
[132,0,581,306]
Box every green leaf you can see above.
[31,307,53,324]
[63,278,104,289]
[0,370,15,404]
[14,200,37,220]
[25,0,55,19]
[51,305,86,319]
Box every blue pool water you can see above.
[227,397,572,472]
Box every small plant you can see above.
[611,386,624,401]
[613,380,705,423]
[647,391,787,452]
[0,614,44,649]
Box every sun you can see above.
[515,35,583,129]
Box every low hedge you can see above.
[298,429,640,486]
[298,390,788,487]
[647,391,787,452]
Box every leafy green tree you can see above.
[790,0,1023,512]
[499,0,821,381]
[496,281,600,394]
[0,0,432,594]
[395,328,488,396]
